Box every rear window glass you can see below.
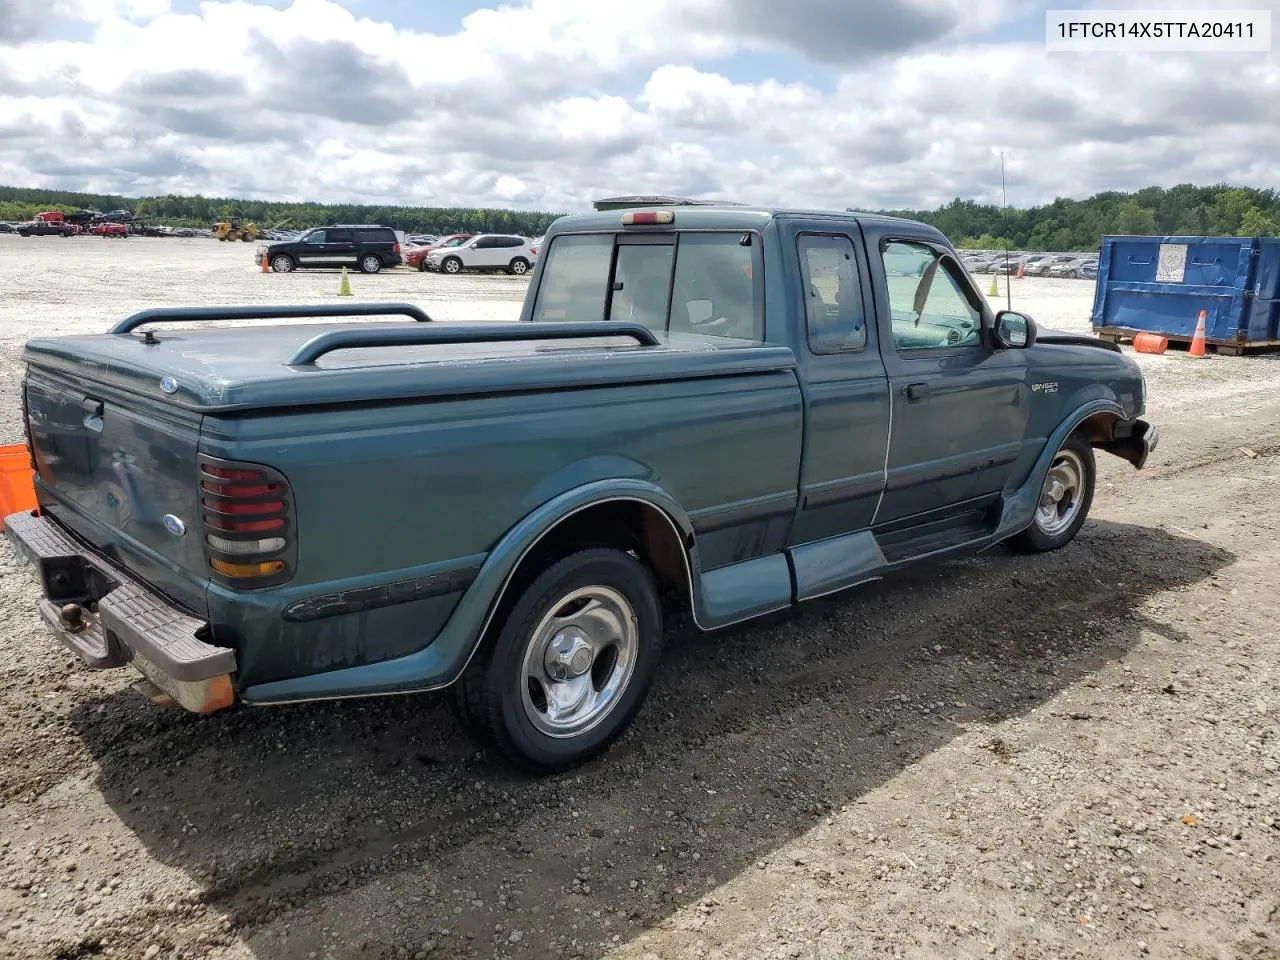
[530,235,613,323]
[531,231,762,340]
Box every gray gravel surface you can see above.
[0,236,1276,960]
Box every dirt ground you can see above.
[0,235,1276,960]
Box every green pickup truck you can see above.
[6,203,1156,771]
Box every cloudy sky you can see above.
[0,0,1277,213]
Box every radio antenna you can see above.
[1001,151,1012,311]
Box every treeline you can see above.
[0,186,564,236]
[870,184,1280,252]
[4,182,1279,251]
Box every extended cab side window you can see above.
[798,234,866,353]
[882,240,982,351]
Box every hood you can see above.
[1034,329,1121,352]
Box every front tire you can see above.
[1008,433,1095,553]
[270,254,295,273]
[453,548,662,772]
[440,256,462,275]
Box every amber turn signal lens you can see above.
[210,558,286,579]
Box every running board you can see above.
[876,497,1002,565]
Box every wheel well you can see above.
[1074,411,1119,444]
[489,500,692,635]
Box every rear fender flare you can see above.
[439,479,699,684]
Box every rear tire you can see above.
[452,548,662,773]
[1008,433,1095,553]
[417,258,430,272]
[507,258,530,276]
[359,254,382,274]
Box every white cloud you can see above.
[0,0,1277,214]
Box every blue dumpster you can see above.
[1091,235,1280,353]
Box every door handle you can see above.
[903,382,929,401]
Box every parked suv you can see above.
[259,225,402,274]
[425,234,537,275]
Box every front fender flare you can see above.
[994,399,1127,540]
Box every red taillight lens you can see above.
[201,464,264,481]
[198,456,294,586]
[208,499,285,515]
[201,480,281,497]
[393,242,401,253]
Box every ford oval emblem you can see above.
[160,376,178,394]
[163,514,186,537]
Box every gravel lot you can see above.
[0,235,1276,960]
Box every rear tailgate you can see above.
[23,366,209,615]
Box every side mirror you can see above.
[993,309,1037,349]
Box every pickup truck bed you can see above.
[6,204,1157,771]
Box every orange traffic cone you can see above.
[260,249,270,273]
[1188,309,1207,358]
[1014,261,1025,280]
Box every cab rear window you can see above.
[531,231,763,341]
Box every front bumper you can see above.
[1099,417,1159,469]
[4,510,237,713]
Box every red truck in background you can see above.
[17,212,82,237]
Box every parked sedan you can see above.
[1024,254,1078,277]
[1048,257,1097,279]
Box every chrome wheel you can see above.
[271,255,293,273]
[1035,449,1086,537]
[519,585,638,739]
[442,258,461,274]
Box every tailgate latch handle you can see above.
[82,398,104,416]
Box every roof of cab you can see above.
[548,205,944,238]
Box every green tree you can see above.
[1239,206,1278,237]
[1114,199,1157,235]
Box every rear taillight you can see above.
[198,456,295,587]
[392,242,401,253]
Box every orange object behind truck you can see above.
[0,443,37,530]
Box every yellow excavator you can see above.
[211,219,260,242]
